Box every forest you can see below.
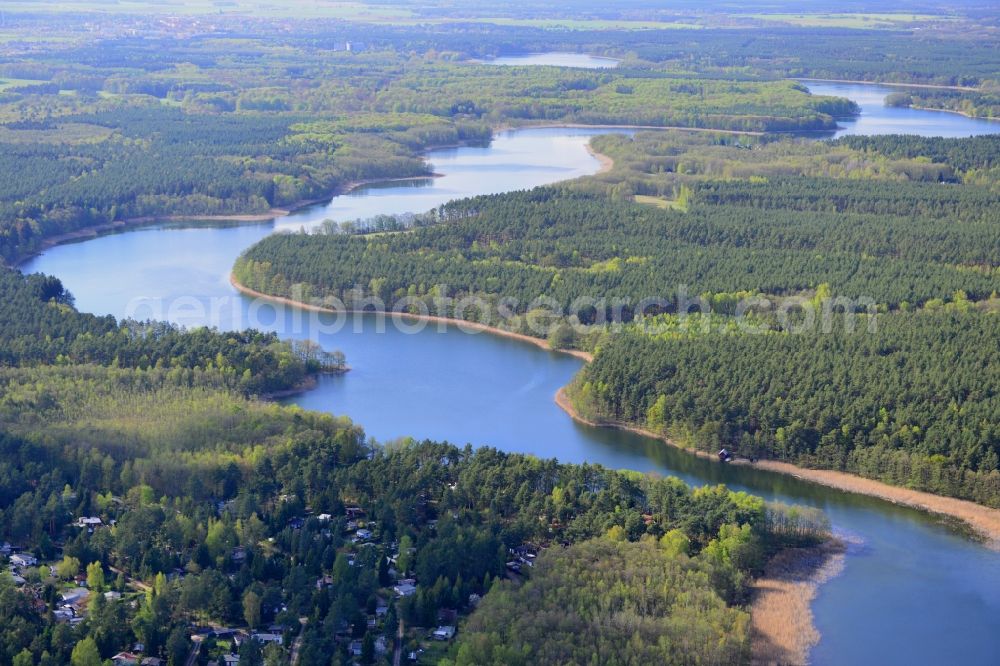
[1,3,999,664]
[0,367,815,665]
[0,261,827,665]
[236,133,1000,318]
[0,20,877,263]
[0,267,340,395]
[235,133,1000,507]
[2,3,996,263]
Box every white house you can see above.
[251,632,283,646]
[432,626,456,641]
[10,553,37,568]
[75,516,103,528]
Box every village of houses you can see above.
[3,502,541,665]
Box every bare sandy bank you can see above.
[555,388,1000,549]
[229,276,594,362]
[750,539,848,665]
[585,144,615,173]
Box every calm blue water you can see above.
[806,82,1000,138]
[20,83,1000,665]
[484,52,619,68]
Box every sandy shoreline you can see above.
[555,388,1000,549]
[907,104,997,120]
[797,77,980,92]
[750,539,848,665]
[519,121,765,136]
[585,143,615,173]
[229,276,594,362]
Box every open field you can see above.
[745,12,957,28]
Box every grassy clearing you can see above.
[0,122,114,144]
[0,78,47,91]
[634,194,687,211]
[745,12,954,29]
[458,18,700,30]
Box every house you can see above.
[105,591,123,601]
[393,580,417,597]
[53,608,75,623]
[141,658,164,666]
[432,626,456,641]
[231,547,247,563]
[221,655,240,666]
[251,632,283,646]
[111,652,140,666]
[75,516,103,529]
[317,513,332,522]
[355,528,372,541]
[10,553,37,568]
[375,636,388,655]
[0,542,11,556]
[349,640,363,657]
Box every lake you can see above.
[806,81,1000,138]
[481,52,619,68]
[20,82,1000,664]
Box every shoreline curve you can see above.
[555,388,1000,549]
[750,538,848,665]
[231,270,1000,549]
[229,274,594,362]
